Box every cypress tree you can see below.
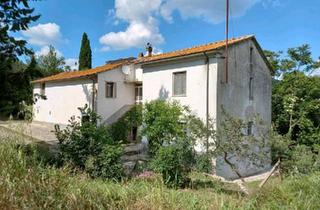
[78,32,92,70]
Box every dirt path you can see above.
[0,120,66,145]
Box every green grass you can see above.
[0,130,320,210]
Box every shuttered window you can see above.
[247,121,254,136]
[173,71,186,96]
[249,76,254,100]
[105,82,116,98]
[249,47,254,100]
[40,83,45,96]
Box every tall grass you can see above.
[0,129,319,210]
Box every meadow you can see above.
[0,127,319,210]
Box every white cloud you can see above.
[160,0,259,24]
[100,19,164,50]
[262,0,282,8]
[22,23,63,46]
[100,0,164,50]
[101,0,271,50]
[35,45,63,57]
[115,0,162,22]
[65,58,79,70]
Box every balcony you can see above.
[122,64,142,84]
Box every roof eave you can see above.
[138,50,222,66]
[31,74,98,84]
[250,37,274,73]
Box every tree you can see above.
[272,71,320,144]
[26,56,43,80]
[265,44,319,77]
[0,0,40,117]
[264,50,282,76]
[0,0,40,62]
[78,32,92,70]
[37,45,65,76]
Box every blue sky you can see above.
[17,0,320,69]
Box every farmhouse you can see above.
[32,35,272,178]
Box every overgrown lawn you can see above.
[0,130,319,210]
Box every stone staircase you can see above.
[121,142,149,175]
[103,105,134,125]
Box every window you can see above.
[173,71,186,96]
[247,121,253,136]
[40,83,45,96]
[105,82,116,98]
[135,85,142,102]
[249,76,254,100]
[249,47,254,100]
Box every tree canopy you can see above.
[78,32,92,70]
[37,45,65,77]
[264,44,320,77]
[0,0,40,117]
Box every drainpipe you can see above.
[87,76,96,112]
[203,52,210,154]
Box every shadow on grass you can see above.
[189,179,242,195]
[17,143,62,167]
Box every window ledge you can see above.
[172,94,187,97]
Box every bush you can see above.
[142,100,206,187]
[195,153,212,173]
[17,101,33,121]
[271,131,320,175]
[152,141,193,188]
[109,105,142,143]
[85,145,124,180]
[142,100,186,156]
[55,105,124,180]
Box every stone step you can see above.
[123,143,146,153]
[123,161,136,175]
[121,153,149,162]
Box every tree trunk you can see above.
[224,152,245,182]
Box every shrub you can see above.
[17,101,33,121]
[142,100,201,156]
[142,100,206,187]
[142,100,185,156]
[55,105,124,180]
[271,131,320,175]
[109,105,142,143]
[152,141,193,188]
[85,145,124,180]
[195,153,213,173]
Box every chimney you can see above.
[146,43,152,57]
[138,52,144,58]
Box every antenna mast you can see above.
[225,0,229,83]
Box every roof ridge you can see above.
[32,35,255,83]
[138,35,254,61]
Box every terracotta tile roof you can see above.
[32,35,270,84]
[32,58,133,83]
[136,35,254,64]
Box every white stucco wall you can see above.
[33,78,94,125]
[97,68,136,124]
[142,56,218,152]
[215,40,272,179]
[142,56,218,122]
